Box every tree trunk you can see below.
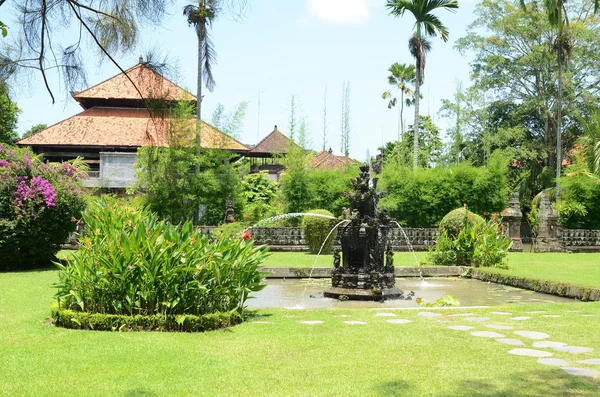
[399,90,404,141]
[556,59,563,199]
[413,64,420,170]
[193,22,204,225]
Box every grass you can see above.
[2,269,600,396]
[490,252,600,289]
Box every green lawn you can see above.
[493,252,600,289]
[2,269,600,396]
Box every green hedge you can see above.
[302,209,336,254]
[379,154,508,227]
[51,304,243,332]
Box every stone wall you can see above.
[561,229,600,252]
[198,226,439,251]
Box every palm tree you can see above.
[184,1,217,159]
[382,63,417,142]
[386,0,458,170]
[519,0,599,198]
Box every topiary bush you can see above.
[0,145,87,270]
[54,197,270,323]
[439,207,485,236]
[302,209,336,254]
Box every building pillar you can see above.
[535,192,563,252]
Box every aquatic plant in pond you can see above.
[54,197,270,317]
[0,145,87,270]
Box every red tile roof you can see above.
[247,127,297,156]
[73,63,195,104]
[312,150,359,170]
[17,107,248,151]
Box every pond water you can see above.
[246,278,574,309]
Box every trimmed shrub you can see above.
[0,145,87,270]
[51,304,242,332]
[439,207,485,236]
[54,197,270,319]
[379,153,508,227]
[302,209,336,254]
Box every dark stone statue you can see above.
[224,195,235,224]
[324,163,403,301]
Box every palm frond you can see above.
[202,28,216,92]
[420,13,449,41]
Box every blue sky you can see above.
[5,0,478,160]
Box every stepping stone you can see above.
[514,331,550,340]
[541,315,560,318]
[565,310,581,313]
[496,338,525,346]
[561,368,599,377]
[299,321,323,325]
[465,317,489,322]
[526,311,546,314]
[471,331,505,338]
[579,359,600,365]
[485,324,513,330]
[490,311,512,315]
[510,316,531,321]
[533,341,566,349]
[374,313,397,317]
[538,358,569,367]
[581,314,595,317]
[344,321,367,325]
[509,349,553,358]
[387,319,411,324]
[447,313,474,317]
[448,325,474,331]
[554,346,594,354]
[418,312,442,318]
[251,321,274,324]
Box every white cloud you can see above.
[306,0,371,24]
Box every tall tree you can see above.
[321,86,328,151]
[341,81,351,157]
[1,0,175,103]
[382,63,416,141]
[0,81,19,144]
[386,0,459,170]
[288,94,298,142]
[519,0,600,198]
[22,124,47,139]
[210,101,248,139]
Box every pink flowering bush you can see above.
[0,144,87,270]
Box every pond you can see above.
[246,278,574,309]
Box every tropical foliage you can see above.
[0,145,87,270]
[386,0,459,169]
[54,197,269,317]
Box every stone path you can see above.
[281,307,600,382]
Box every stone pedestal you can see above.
[535,192,563,252]
[501,192,523,252]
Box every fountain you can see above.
[324,163,405,301]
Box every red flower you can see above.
[242,230,251,242]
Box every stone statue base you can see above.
[324,286,404,301]
[535,238,564,253]
[509,238,523,252]
[324,271,403,301]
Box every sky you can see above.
[2,0,479,161]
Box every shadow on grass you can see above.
[434,369,599,397]
[376,380,413,396]
[124,390,157,397]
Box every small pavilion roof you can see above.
[247,126,297,157]
[72,62,195,109]
[17,107,248,151]
[312,149,359,170]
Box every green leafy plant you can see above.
[54,197,270,320]
[429,208,511,268]
[302,209,336,254]
[416,295,460,307]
